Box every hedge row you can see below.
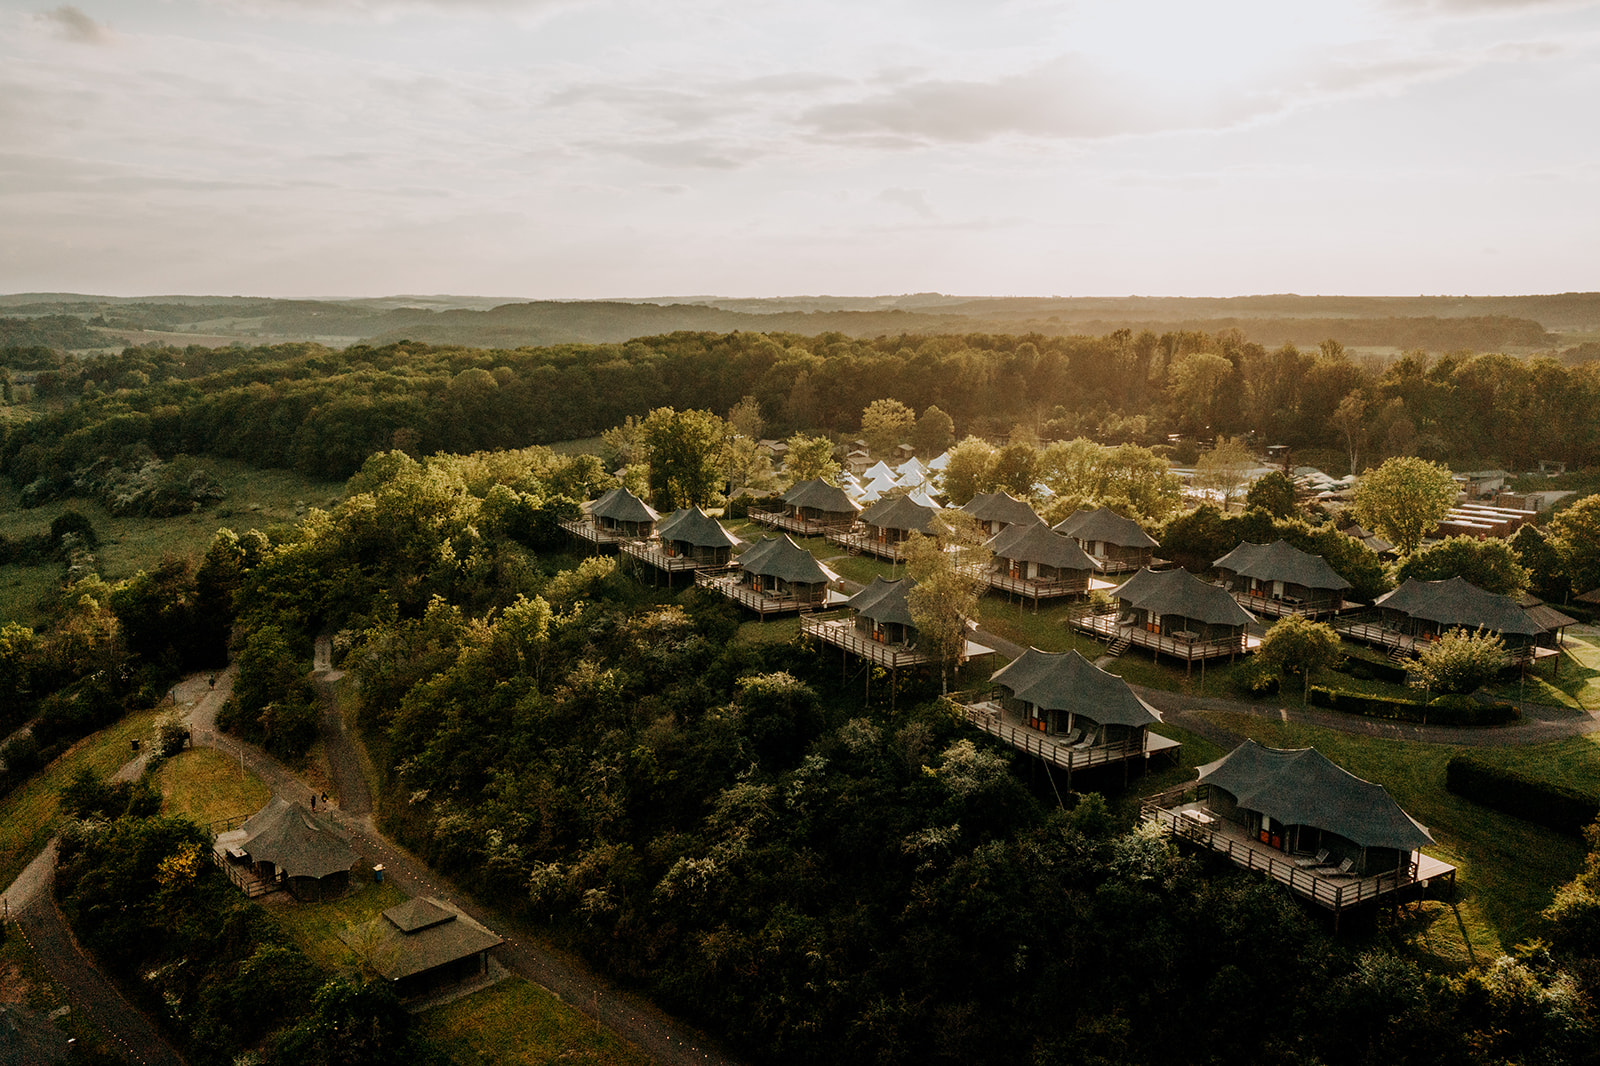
[1308,685,1517,727]
[1446,755,1600,835]
[1335,656,1410,685]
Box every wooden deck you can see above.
[825,527,912,561]
[558,517,628,550]
[1072,611,1259,661]
[695,571,826,616]
[749,510,854,538]
[1226,589,1350,620]
[1142,797,1456,924]
[801,614,994,668]
[1335,616,1549,666]
[619,541,728,574]
[957,699,1180,777]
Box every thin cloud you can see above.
[37,5,111,44]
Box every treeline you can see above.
[182,449,1596,1066]
[0,314,105,351]
[5,330,1600,498]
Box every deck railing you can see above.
[801,614,933,667]
[695,571,825,615]
[620,541,730,572]
[984,571,1090,599]
[1072,612,1246,660]
[558,517,628,546]
[958,701,1145,771]
[749,511,854,537]
[1141,803,1414,911]
[825,527,908,561]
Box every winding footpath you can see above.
[184,644,744,1066]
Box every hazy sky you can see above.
[3,0,1597,298]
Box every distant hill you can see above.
[1,291,1596,353]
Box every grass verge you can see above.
[261,873,407,973]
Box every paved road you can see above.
[186,655,744,1066]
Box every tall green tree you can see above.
[783,433,840,484]
[1351,456,1457,555]
[643,407,729,510]
[913,405,955,456]
[860,398,915,456]
[937,436,998,505]
[905,511,990,693]
[1245,470,1298,518]
[1549,494,1600,597]
[1193,435,1255,509]
[1256,616,1343,704]
[1394,536,1529,596]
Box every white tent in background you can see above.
[907,488,941,510]
[927,451,952,471]
[899,456,927,478]
[864,473,899,497]
[864,460,896,482]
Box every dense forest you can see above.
[3,329,1600,504]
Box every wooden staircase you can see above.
[1105,634,1132,659]
[1387,644,1413,665]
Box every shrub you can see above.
[1308,685,1516,726]
[1446,755,1600,834]
[1411,628,1510,695]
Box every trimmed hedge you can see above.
[1446,754,1600,835]
[1335,656,1410,685]
[1308,685,1517,727]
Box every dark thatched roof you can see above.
[987,521,1097,572]
[238,799,358,880]
[1114,567,1256,627]
[859,493,943,534]
[1197,740,1433,851]
[347,897,504,982]
[738,535,840,585]
[590,486,660,524]
[990,648,1161,727]
[961,492,1042,527]
[845,576,917,627]
[1525,603,1579,631]
[657,506,741,549]
[1373,577,1543,637]
[785,479,861,514]
[1213,539,1351,591]
[1052,507,1158,549]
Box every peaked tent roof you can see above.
[349,897,504,982]
[238,798,358,879]
[1052,507,1159,548]
[987,520,1097,572]
[1197,740,1433,850]
[782,478,823,504]
[845,576,917,627]
[899,456,927,477]
[657,506,741,549]
[1213,539,1352,591]
[860,493,943,534]
[590,486,660,524]
[961,492,1043,527]
[738,535,840,585]
[991,648,1161,727]
[1373,576,1543,636]
[864,460,897,481]
[786,479,861,514]
[1114,567,1256,627]
[928,451,952,471]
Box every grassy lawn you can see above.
[0,706,169,890]
[975,599,1096,655]
[736,615,802,646]
[0,459,342,625]
[1191,710,1592,965]
[261,874,406,973]
[419,976,656,1066]
[155,747,270,827]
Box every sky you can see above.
[2,0,1598,299]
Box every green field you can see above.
[0,458,343,626]
[261,873,406,973]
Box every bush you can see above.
[1308,685,1516,726]
[1447,755,1600,834]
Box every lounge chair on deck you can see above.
[1056,729,1082,746]
[1319,857,1357,879]
[1292,848,1330,869]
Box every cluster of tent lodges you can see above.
[619,504,742,584]
[1143,740,1456,929]
[802,575,996,700]
[954,647,1180,788]
[1336,576,1573,670]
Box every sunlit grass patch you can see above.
[261,874,406,973]
[419,976,656,1066]
[156,746,270,827]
